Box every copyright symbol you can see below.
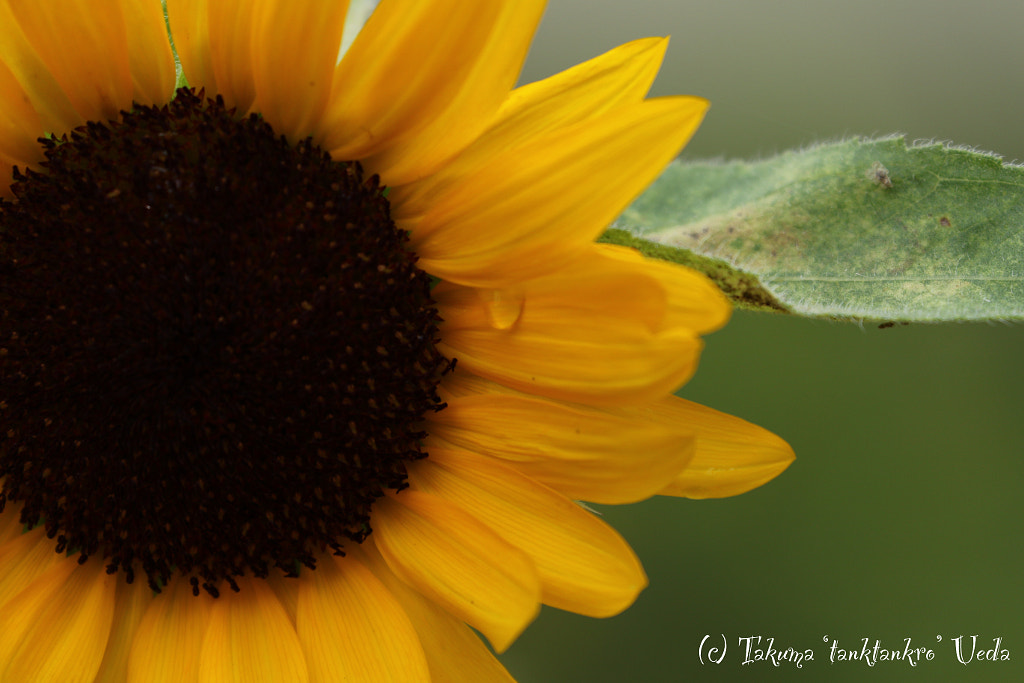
[699,634,727,664]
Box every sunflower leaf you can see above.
[605,136,1024,322]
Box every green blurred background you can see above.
[499,1,1024,680]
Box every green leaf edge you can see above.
[610,135,1024,323]
[599,227,791,314]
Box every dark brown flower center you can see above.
[0,88,450,596]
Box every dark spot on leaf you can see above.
[867,161,892,188]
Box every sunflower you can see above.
[0,1,794,681]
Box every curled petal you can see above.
[594,243,731,335]
[435,245,713,405]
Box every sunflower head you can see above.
[1,87,455,596]
[0,1,792,681]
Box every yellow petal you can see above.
[435,250,663,334]
[119,0,176,106]
[128,576,214,683]
[264,571,300,626]
[168,0,258,111]
[636,397,796,498]
[204,0,257,112]
[594,243,731,335]
[354,541,516,683]
[326,0,545,185]
[365,0,546,186]
[391,37,669,220]
[94,580,155,683]
[5,0,133,123]
[199,575,310,683]
[248,0,349,141]
[403,96,708,287]
[373,489,540,653]
[295,551,429,682]
[434,249,705,406]
[0,2,82,134]
[0,525,63,609]
[491,36,670,147]
[319,0,544,165]
[0,557,116,683]
[318,0,510,158]
[0,57,43,184]
[0,554,77,668]
[167,0,217,94]
[429,372,694,503]
[408,447,648,617]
